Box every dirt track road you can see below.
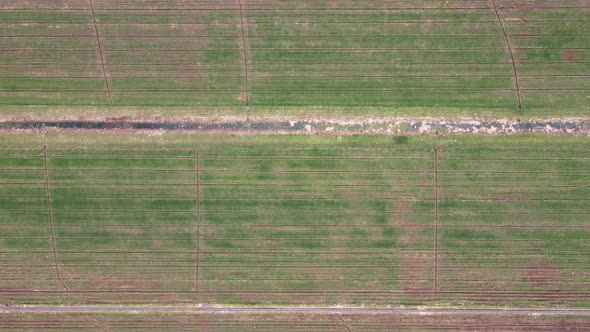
[2,306,589,316]
[2,117,590,135]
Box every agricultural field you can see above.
[1,0,589,330]
[0,134,589,307]
[2,311,590,331]
[0,0,588,116]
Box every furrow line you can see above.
[42,145,70,293]
[88,0,112,103]
[491,0,522,109]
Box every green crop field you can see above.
[1,134,589,307]
[0,0,588,117]
[2,311,590,331]
[1,1,589,329]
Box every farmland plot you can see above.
[0,135,588,306]
[2,311,590,331]
[0,0,587,113]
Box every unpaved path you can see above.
[1,117,590,135]
[2,305,589,315]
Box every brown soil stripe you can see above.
[7,34,589,39]
[3,6,589,11]
[0,168,436,174]
[0,196,429,201]
[1,61,584,66]
[5,208,590,214]
[0,183,432,187]
[25,196,590,202]
[0,74,547,79]
[1,20,586,24]
[6,278,586,283]
[2,289,589,295]
[88,0,112,103]
[1,89,588,93]
[47,156,430,160]
[4,238,586,242]
[42,145,70,293]
[6,223,582,228]
[1,47,567,51]
[5,34,589,38]
[2,250,437,254]
[1,147,588,153]
[0,209,430,213]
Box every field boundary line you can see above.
[491,0,522,109]
[8,34,590,39]
[89,0,112,103]
[3,20,588,24]
[7,33,590,38]
[36,196,590,203]
[3,6,588,11]
[1,88,589,92]
[434,148,439,295]
[4,60,588,65]
[5,147,590,153]
[42,145,70,293]
[3,289,590,295]
[4,168,436,174]
[238,0,250,107]
[7,46,582,51]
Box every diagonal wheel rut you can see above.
[237,0,251,107]
[337,315,353,332]
[42,145,70,293]
[89,0,112,104]
[491,0,522,109]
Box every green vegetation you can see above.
[2,311,590,331]
[0,134,589,306]
[0,1,588,115]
